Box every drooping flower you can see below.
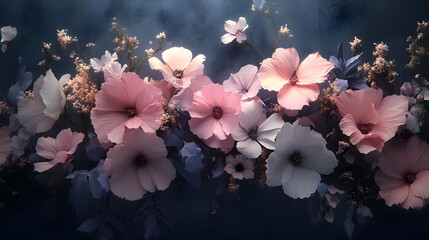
[336,88,408,154]
[265,121,338,199]
[258,47,334,110]
[188,83,241,149]
[102,129,176,201]
[221,17,248,44]
[224,155,254,180]
[223,64,261,101]
[1,26,17,53]
[148,47,206,88]
[0,126,12,165]
[90,50,127,81]
[34,128,84,172]
[375,136,429,210]
[90,72,164,144]
[18,70,70,134]
[231,100,284,158]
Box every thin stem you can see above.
[242,40,264,60]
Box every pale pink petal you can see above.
[221,34,236,44]
[277,83,319,110]
[407,136,429,171]
[110,165,147,201]
[236,32,247,43]
[224,164,235,174]
[125,117,143,129]
[203,135,234,149]
[148,57,171,75]
[183,54,206,77]
[378,138,408,178]
[355,135,385,154]
[371,95,408,141]
[213,120,228,140]
[34,162,56,172]
[162,47,192,71]
[236,17,247,31]
[189,117,216,140]
[55,128,73,152]
[375,170,409,206]
[172,75,212,111]
[36,137,58,159]
[339,114,364,145]
[224,20,237,34]
[296,52,334,85]
[138,157,176,192]
[258,48,299,91]
[231,125,250,142]
[410,170,429,199]
[401,194,425,210]
[69,132,85,153]
[91,109,128,144]
[232,172,245,180]
[336,88,383,121]
[243,170,254,179]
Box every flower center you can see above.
[125,106,137,118]
[405,173,416,184]
[249,127,258,140]
[235,30,242,36]
[358,123,372,134]
[135,154,146,167]
[235,163,244,172]
[290,71,298,85]
[241,88,249,94]
[213,106,223,119]
[173,69,184,79]
[288,151,302,166]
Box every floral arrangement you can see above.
[1,7,429,239]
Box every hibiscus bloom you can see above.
[18,70,70,134]
[231,100,284,158]
[102,129,176,201]
[375,136,429,210]
[265,121,338,199]
[258,48,334,110]
[0,126,12,165]
[221,17,248,44]
[224,155,254,180]
[223,64,261,101]
[336,88,408,154]
[148,47,206,88]
[34,128,84,172]
[188,83,241,149]
[91,72,164,144]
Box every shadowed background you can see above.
[0,0,429,239]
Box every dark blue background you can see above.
[1,0,429,239]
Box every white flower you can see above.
[231,100,284,158]
[18,70,70,134]
[265,121,338,199]
[221,17,248,44]
[1,26,17,53]
[223,64,261,101]
[90,50,127,80]
[224,154,254,180]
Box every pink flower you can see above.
[221,17,248,44]
[188,83,241,149]
[336,88,408,154]
[258,48,334,110]
[171,75,213,111]
[90,72,164,144]
[0,126,12,165]
[375,136,429,210]
[34,128,84,172]
[223,64,261,101]
[148,47,206,88]
[224,155,254,180]
[102,129,176,201]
